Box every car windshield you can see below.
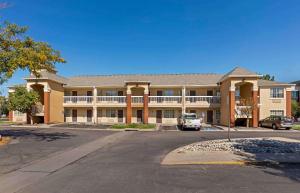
[184,114,197,119]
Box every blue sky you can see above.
[1,0,300,94]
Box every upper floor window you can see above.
[292,91,299,101]
[270,88,284,98]
[105,91,117,96]
[164,90,174,96]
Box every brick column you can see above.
[252,90,258,128]
[286,90,292,117]
[229,91,235,127]
[143,93,149,124]
[44,90,50,124]
[9,111,13,122]
[126,94,132,124]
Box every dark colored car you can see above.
[258,116,294,130]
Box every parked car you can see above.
[177,113,202,131]
[258,116,294,130]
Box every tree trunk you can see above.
[246,118,250,128]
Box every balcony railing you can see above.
[185,96,220,104]
[149,96,182,104]
[64,96,93,104]
[96,96,126,104]
[132,96,144,103]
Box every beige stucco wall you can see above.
[97,88,126,96]
[49,81,64,123]
[148,108,182,125]
[149,88,182,96]
[259,87,287,120]
[97,108,126,124]
[186,87,219,96]
[64,88,93,96]
[12,111,27,123]
[64,108,93,123]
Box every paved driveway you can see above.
[0,127,115,175]
[9,130,300,193]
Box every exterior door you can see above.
[87,91,93,103]
[207,110,213,123]
[72,109,77,122]
[72,91,78,103]
[156,110,162,123]
[118,110,123,123]
[137,110,143,123]
[157,91,163,103]
[189,90,196,103]
[87,109,93,123]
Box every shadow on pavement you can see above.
[0,129,75,142]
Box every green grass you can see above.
[292,125,300,130]
[0,120,13,125]
[111,123,156,129]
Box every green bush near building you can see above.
[111,123,156,129]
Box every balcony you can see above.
[63,96,93,106]
[149,96,182,107]
[96,96,126,107]
[185,96,221,107]
[131,96,144,105]
[32,104,44,116]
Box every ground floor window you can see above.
[106,109,116,117]
[14,111,25,116]
[270,110,284,117]
[164,110,175,118]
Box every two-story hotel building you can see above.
[8,67,295,127]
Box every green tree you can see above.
[8,87,39,122]
[0,21,66,84]
[292,100,300,118]
[261,74,275,81]
[0,96,8,115]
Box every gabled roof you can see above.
[25,70,68,84]
[219,67,260,82]
[291,80,300,85]
[258,79,294,87]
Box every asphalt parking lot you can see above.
[0,127,300,193]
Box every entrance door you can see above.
[72,91,78,103]
[137,110,143,123]
[156,110,162,123]
[189,90,196,103]
[118,110,123,123]
[157,91,163,103]
[87,91,93,103]
[72,109,77,122]
[207,110,213,123]
[87,109,93,123]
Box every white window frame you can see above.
[106,109,116,118]
[105,90,118,96]
[164,90,174,96]
[270,110,284,117]
[164,110,175,118]
[270,88,284,98]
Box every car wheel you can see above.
[195,127,200,131]
[272,124,278,130]
[286,127,291,130]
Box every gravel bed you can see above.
[178,138,300,154]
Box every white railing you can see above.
[185,96,220,104]
[96,96,126,103]
[64,96,93,104]
[32,105,44,114]
[149,96,182,104]
[132,96,144,103]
